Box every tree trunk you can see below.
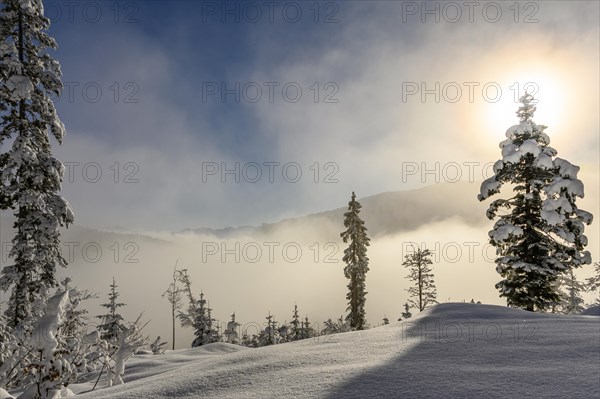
[418,266,423,312]
[171,307,175,350]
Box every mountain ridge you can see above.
[180,181,487,239]
[0,182,488,244]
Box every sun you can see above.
[485,71,567,137]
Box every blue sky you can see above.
[39,1,599,231]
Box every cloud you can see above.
[36,1,598,232]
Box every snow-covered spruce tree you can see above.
[0,316,27,390]
[196,295,219,346]
[242,332,259,348]
[178,288,219,348]
[176,269,218,346]
[258,312,278,346]
[52,278,106,387]
[586,262,600,305]
[340,191,370,330]
[278,323,289,343]
[478,94,593,311]
[96,278,127,344]
[322,315,351,335]
[19,290,72,399]
[300,316,316,339]
[2,302,102,393]
[289,304,301,341]
[558,269,585,314]
[321,318,337,335]
[0,0,74,329]
[403,248,437,312]
[59,278,94,337]
[188,292,210,347]
[107,314,148,386]
[224,313,240,344]
[206,305,221,343]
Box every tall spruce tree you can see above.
[340,191,370,330]
[478,93,593,311]
[403,248,437,312]
[96,278,127,344]
[0,0,74,328]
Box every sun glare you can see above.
[485,71,567,138]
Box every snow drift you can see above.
[67,303,599,398]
